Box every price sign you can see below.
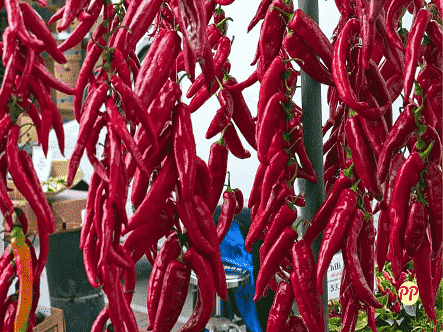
[32,146,52,183]
[327,252,344,300]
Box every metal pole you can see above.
[296,0,329,330]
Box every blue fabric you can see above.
[219,220,262,332]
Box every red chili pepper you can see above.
[358,115,388,158]
[257,0,293,81]
[67,82,108,187]
[423,162,442,260]
[0,55,17,117]
[206,88,234,139]
[255,225,297,301]
[188,62,231,113]
[187,36,231,99]
[288,9,333,70]
[179,247,216,332]
[134,29,181,108]
[247,178,293,253]
[19,3,67,64]
[376,153,405,271]
[192,195,228,301]
[404,9,432,105]
[248,0,273,32]
[303,165,354,244]
[290,239,325,332]
[377,103,418,184]
[332,19,370,112]
[147,233,182,329]
[413,235,437,324]
[194,156,213,208]
[431,249,442,299]
[345,115,383,200]
[175,0,216,90]
[344,210,382,308]
[124,154,178,234]
[217,188,236,242]
[224,122,251,159]
[267,280,294,331]
[405,197,428,257]
[152,258,191,331]
[317,187,358,294]
[91,308,110,332]
[248,163,267,209]
[386,0,414,52]
[257,92,287,164]
[341,299,359,332]
[286,315,309,332]
[389,151,428,282]
[225,187,239,214]
[375,16,404,75]
[208,139,229,213]
[106,96,149,175]
[283,32,335,86]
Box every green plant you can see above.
[328,262,443,331]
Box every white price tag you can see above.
[328,252,344,300]
[32,146,52,183]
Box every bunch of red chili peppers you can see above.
[0,0,441,328]
[0,0,74,329]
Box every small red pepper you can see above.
[267,280,295,331]
[217,188,236,242]
[405,197,428,257]
[206,88,234,139]
[290,239,325,331]
[224,122,251,159]
[413,235,437,324]
[423,162,442,260]
[255,225,298,301]
[208,139,229,213]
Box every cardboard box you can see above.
[53,61,81,88]
[34,307,66,332]
[6,160,85,235]
[17,114,38,143]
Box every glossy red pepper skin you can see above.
[135,29,181,109]
[208,141,229,213]
[341,299,359,332]
[286,316,309,332]
[260,151,290,204]
[290,239,325,332]
[344,210,382,308]
[187,36,232,99]
[124,154,178,235]
[262,202,297,257]
[377,104,418,184]
[288,9,332,69]
[257,92,287,164]
[179,247,216,332]
[376,153,405,271]
[404,9,432,104]
[423,162,443,260]
[206,89,234,139]
[224,123,251,159]
[375,16,404,75]
[173,102,198,201]
[431,249,443,299]
[152,259,191,331]
[234,188,244,214]
[255,226,297,301]
[191,195,228,301]
[389,152,426,282]
[303,169,354,244]
[257,0,293,81]
[317,188,358,294]
[194,156,213,208]
[358,115,388,158]
[283,32,335,86]
[217,190,236,242]
[188,62,231,113]
[405,198,428,257]
[413,235,437,324]
[248,0,273,32]
[223,76,257,149]
[267,281,294,331]
[249,163,267,209]
[386,0,414,52]
[247,179,292,253]
[345,116,383,201]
